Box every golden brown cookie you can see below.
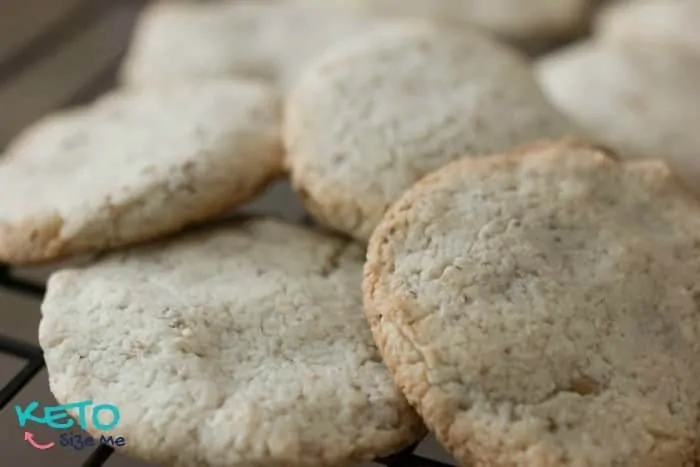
[365,140,700,466]
[285,22,579,242]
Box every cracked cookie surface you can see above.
[40,217,425,467]
[285,22,578,242]
[0,81,282,264]
[364,140,700,466]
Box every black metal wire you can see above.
[0,331,43,360]
[0,266,46,297]
[0,1,454,465]
[382,454,457,467]
[377,442,450,467]
[377,441,421,466]
[82,445,115,467]
[0,349,44,409]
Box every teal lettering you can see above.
[92,404,119,430]
[115,437,126,447]
[44,406,73,429]
[14,401,44,427]
[60,400,92,429]
[14,399,119,431]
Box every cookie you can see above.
[364,140,700,466]
[290,0,592,49]
[285,22,579,242]
[39,217,425,467]
[536,40,700,194]
[0,80,281,264]
[120,1,384,89]
[595,0,700,54]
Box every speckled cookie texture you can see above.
[39,217,425,467]
[536,41,700,194]
[364,140,700,467]
[291,0,592,49]
[0,81,282,265]
[595,0,700,54]
[285,22,579,242]
[120,1,384,89]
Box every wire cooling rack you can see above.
[0,1,453,466]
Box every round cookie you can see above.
[536,40,700,194]
[0,80,281,264]
[291,0,592,50]
[285,22,579,242]
[595,0,700,55]
[364,140,700,467]
[120,1,384,89]
[39,217,425,467]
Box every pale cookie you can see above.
[536,40,700,194]
[120,1,384,89]
[291,0,592,49]
[0,81,282,264]
[285,22,579,242]
[595,0,700,55]
[364,140,700,467]
[40,217,425,467]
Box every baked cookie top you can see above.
[0,81,281,264]
[285,22,578,242]
[40,217,425,467]
[291,0,592,47]
[536,41,700,194]
[595,0,700,55]
[120,1,384,88]
[364,140,700,466]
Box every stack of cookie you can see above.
[2,1,700,466]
